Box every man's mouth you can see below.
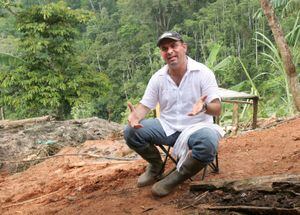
[168,56,177,61]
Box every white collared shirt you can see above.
[140,57,223,136]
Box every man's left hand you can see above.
[187,95,207,116]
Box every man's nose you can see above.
[167,47,174,55]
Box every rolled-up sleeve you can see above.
[201,69,220,103]
[140,75,159,110]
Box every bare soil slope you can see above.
[0,117,299,215]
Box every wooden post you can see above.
[0,107,4,120]
[252,97,259,129]
[232,103,239,135]
[214,116,220,125]
[155,104,160,117]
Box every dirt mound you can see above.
[0,117,123,173]
[0,117,300,214]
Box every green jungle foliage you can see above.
[0,1,109,119]
[0,0,299,125]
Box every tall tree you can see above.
[0,2,110,119]
[260,0,300,111]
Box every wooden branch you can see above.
[222,99,253,105]
[141,206,154,213]
[0,115,54,129]
[2,190,61,208]
[0,153,137,164]
[181,191,209,210]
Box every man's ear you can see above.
[183,43,188,53]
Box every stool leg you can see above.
[201,166,208,180]
[215,153,219,172]
[158,145,177,164]
[202,153,219,180]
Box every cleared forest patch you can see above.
[0,117,299,214]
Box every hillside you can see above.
[0,117,300,214]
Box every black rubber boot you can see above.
[135,144,164,187]
[151,155,206,197]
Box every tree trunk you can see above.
[260,0,300,112]
[0,107,4,120]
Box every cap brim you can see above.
[157,37,181,46]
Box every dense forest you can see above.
[0,0,299,125]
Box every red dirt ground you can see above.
[0,117,300,215]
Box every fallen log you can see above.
[205,205,300,215]
[190,174,300,214]
[190,174,300,192]
[0,115,54,129]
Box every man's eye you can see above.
[171,43,178,48]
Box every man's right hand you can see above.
[127,102,143,129]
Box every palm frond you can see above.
[205,43,221,68]
[0,52,24,65]
[238,58,260,97]
[213,56,234,72]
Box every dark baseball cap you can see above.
[157,31,183,47]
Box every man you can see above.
[124,32,224,197]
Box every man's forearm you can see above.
[135,103,151,121]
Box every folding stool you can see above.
[158,145,219,180]
[154,104,220,180]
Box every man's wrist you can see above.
[201,103,208,113]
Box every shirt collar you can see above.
[186,56,200,72]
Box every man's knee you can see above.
[188,128,219,164]
[124,125,141,149]
[193,141,217,164]
[124,119,166,149]
[123,125,133,142]
[123,120,156,149]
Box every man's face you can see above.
[159,39,187,69]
